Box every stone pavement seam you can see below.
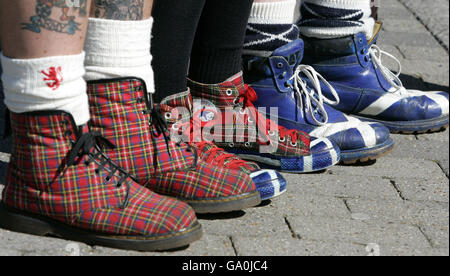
[397,0,449,52]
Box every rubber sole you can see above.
[0,204,203,252]
[355,115,449,134]
[340,138,395,165]
[185,191,261,214]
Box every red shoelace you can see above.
[173,114,250,169]
[235,84,304,146]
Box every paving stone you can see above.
[399,0,449,50]
[90,235,236,256]
[345,198,449,227]
[264,191,350,218]
[379,32,442,49]
[379,6,416,21]
[416,128,449,142]
[0,229,92,256]
[328,157,445,180]
[286,215,431,248]
[389,134,449,161]
[280,173,400,200]
[399,45,449,62]
[379,246,449,256]
[232,236,366,256]
[198,208,292,238]
[438,160,449,178]
[420,224,450,248]
[394,177,449,202]
[382,19,428,34]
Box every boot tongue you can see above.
[271,39,305,70]
[368,21,383,46]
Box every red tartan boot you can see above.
[158,90,288,201]
[0,111,202,251]
[87,78,261,213]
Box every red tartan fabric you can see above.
[2,111,197,236]
[88,78,256,201]
[188,73,311,157]
[159,90,261,174]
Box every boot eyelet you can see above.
[268,130,276,136]
[245,142,251,148]
[290,141,298,147]
[239,108,246,115]
[233,98,239,105]
[226,89,233,96]
[277,63,284,69]
[228,142,235,148]
[172,123,180,131]
[279,137,286,143]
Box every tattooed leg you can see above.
[0,0,91,58]
[90,0,153,20]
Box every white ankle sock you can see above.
[1,52,90,126]
[84,17,155,93]
[298,0,375,39]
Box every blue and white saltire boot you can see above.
[301,22,449,134]
[250,170,287,201]
[243,38,394,164]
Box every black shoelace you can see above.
[66,131,131,207]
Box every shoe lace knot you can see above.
[290,65,340,126]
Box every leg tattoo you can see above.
[22,0,88,35]
[92,0,144,20]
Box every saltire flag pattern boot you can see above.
[301,22,449,134]
[242,38,394,164]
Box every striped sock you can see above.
[244,0,300,57]
[298,0,375,39]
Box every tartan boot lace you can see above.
[66,130,131,204]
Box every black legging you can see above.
[151,0,254,103]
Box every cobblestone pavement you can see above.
[0,0,448,256]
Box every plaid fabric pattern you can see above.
[159,91,261,175]
[88,78,257,201]
[2,111,197,236]
[87,79,196,185]
[188,73,311,157]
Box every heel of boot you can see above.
[0,204,53,237]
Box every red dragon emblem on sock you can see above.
[42,66,63,91]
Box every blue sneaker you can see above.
[301,22,449,134]
[243,38,394,164]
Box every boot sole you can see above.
[0,203,203,252]
[185,191,261,214]
[355,114,449,134]
[340,138,395,165]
